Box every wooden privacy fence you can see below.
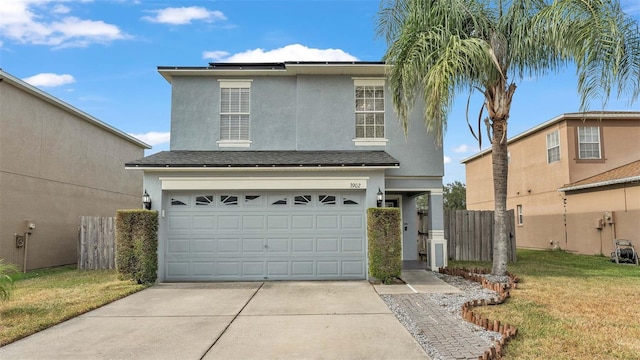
[444,210,517,262]
[78,216,116,270]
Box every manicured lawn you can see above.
[0,265,148,346]
[451,249,640,360]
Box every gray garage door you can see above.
[164,191,366,281]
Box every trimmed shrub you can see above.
[367,208,402,284]
[116,210,158,284]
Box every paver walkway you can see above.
[375,269,493,360]
[393,294,490,360]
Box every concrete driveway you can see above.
[0,281,428,360]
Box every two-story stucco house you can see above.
[126,62,446,282]
[463,111,640,256]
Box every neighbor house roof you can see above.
[125,150,400,169]
[558,160,640,192]
[0,69,151,149]
[461,111,640,164]
[158,61,387,82]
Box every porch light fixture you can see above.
[142,190,152,210]
[377,188,383,208]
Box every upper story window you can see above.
[353,79,387,146]
[218,80,251,147]
[577,127,601,159]
[546,130,560,163]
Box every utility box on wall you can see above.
[426,238,448,271]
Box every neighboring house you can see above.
[463,111,640,255]
[0,69,150,271]
[126,61,446,282]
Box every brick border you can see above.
[439,268,520,360]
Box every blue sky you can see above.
[1,0,638,184]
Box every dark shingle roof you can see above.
[126,150,400,168]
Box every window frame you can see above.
[546,130,560,164]
[353,78,388,146]
[217,80,252,148]
[516,205,523,225]
[576,126,602,160]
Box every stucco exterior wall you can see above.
[564,185,639,255]
[168,74,443,178]
[0,79,145,270]
[566,118,640,183]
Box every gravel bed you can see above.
[380,273,503,360]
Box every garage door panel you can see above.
[266,238,289,253]
[192,238,215,253]
[267,215,289,229]
[218,238,241,253]
[317,261,339,276]
[242,262,264,276]
[193,215,215,229]
[342,215,364,229]
[291,215,314,229]
[166,191,366,281]
[192,261,215,276]
[242,238,265,253]
[342,237,365,252]
[242,215,264,230]
[291,261,314,276]
[218,215,240,229]
[317,238,339,252]
[168,215,191,230]
[292,238,314,252]
[317,215,338,229]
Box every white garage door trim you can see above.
[164,190,366,281]
[159,176,368,190]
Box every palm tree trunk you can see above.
[491,117,509,275]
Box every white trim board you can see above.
[160,176,370,190]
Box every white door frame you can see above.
[385,195,404,260]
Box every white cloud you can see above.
[52,4,70,14]
[204,44,359,62]
[0,0,128,48]
[142,6,226,25]
[22,72,75,87]
[129,131,170,146]
[202,50,229,60]
[443,155,452,164]
[452,144,471,153]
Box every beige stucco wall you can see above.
[465,115,639,254]
[0,79,144,270]
[564,185,639,255]
[566,118,640,183]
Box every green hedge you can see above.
[367,208,402,284]
[115,210,158,284]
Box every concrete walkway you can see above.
[0,281,428,360]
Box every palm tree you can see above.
[377,0,640,275]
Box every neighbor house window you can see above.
[546,130,560,163]
[218,80,251,147]
[353,79,387,146]
[517,205,523,225]
[577,127,601,159]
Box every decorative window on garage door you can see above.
[171,196,188,206]
[319,195,336,205]
[195,195,215,206]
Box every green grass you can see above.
[0,265,148,346]
[451,249,640,360]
